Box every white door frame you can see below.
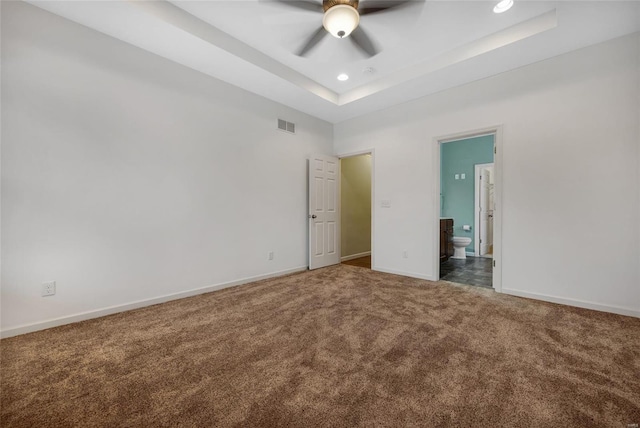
[474,163,494,257]
[433,126,503,292]
[337,149,375,270]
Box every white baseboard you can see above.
[501,288,640,318]
[373,266,438,282]
[0,266,308,338]
[341,251,371,262]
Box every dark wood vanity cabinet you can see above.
[440,219,454,262]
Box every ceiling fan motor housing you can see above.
[322,0,359,12]
[322,0,360,38]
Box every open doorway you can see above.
[340,153,372,269]
[438,133,496,288]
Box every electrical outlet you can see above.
[403,250,408,259]
[42,281,56,297]
[268,251,274,261]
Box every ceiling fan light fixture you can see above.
[493,0,514,13]
[323,5,360,38]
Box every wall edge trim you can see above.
[341,251,371,262]
[373,266,438,282]
[0,266,308,338]
[500,288,640,318]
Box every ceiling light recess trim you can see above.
[493,0,514,14]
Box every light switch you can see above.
[461,173,466,179]
[455,174,459,180]
[381,200,391,208]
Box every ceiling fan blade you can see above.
[265,0,323,13]
[297,26,329,56]
[359,0,414,15]
[350,27,379,57]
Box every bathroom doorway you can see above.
[436,131,498,289]
[340,153,373,269]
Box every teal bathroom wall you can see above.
[440,135,494,253]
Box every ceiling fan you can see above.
[271,0,415,58]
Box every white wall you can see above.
[334,32,640,317]
[0,2,333,335]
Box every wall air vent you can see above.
[277,119,296,134]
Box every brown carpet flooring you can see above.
[2,265,639,427]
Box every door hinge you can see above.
[494,146,497,154]
[493,260,496,267]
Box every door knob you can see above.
[311,214,317,219]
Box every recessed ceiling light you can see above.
[493,0,513,13]
[337,73,349,81]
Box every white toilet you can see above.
[451,237,472,259]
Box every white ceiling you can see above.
[28,0,640,123]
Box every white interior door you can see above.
[309,155,340,270]
[479,168,491,255]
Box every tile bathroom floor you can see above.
[440,256,493,288]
